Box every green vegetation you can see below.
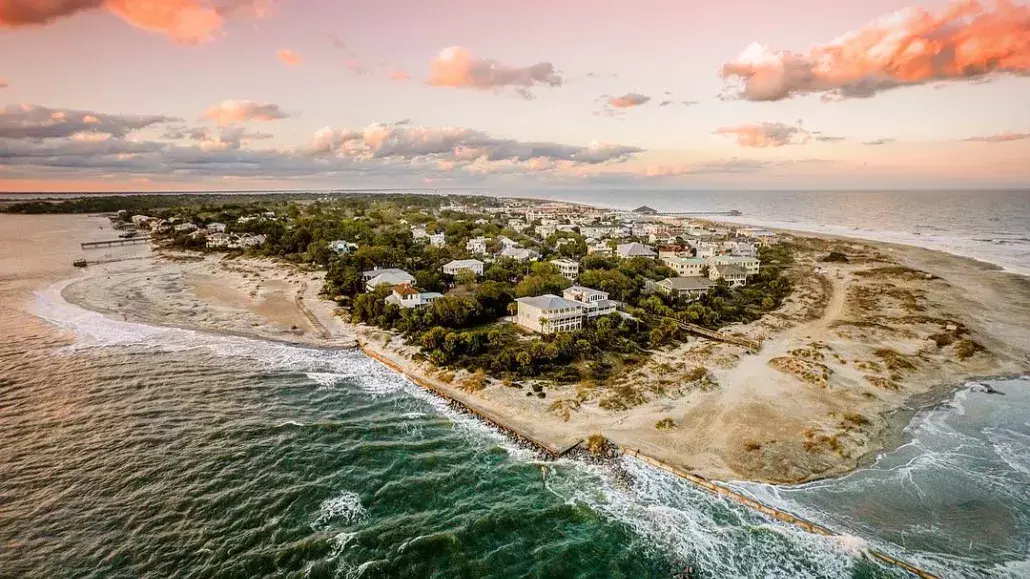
[655,418,676,430]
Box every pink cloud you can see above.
[0,77,7,89]
[607,92,650,108]
[0,0,268,43]
[714,122,809,147]
[202,99,289,126]
[427,46,563,98]
[277,49,303,66]
[389,69,411,81]
[964,132,1030,142]
[721,0,1030,101]
[345,58,370,76]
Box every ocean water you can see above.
[0,284,900,579]
[529,189,1030,277]
[1,197,1029,578]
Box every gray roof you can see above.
[364,267,408,277]
[617,242,657,257]
[660,277,717,291]
[444,259,484,268]
[712,264,747,276]
[516,294,583,311]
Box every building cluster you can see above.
[129,213,272,249]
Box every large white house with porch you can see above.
[363,268,415,292]
[562,286,618,318]
[385,284,442,309]
[443,259,484,277]
[515,295,584,334]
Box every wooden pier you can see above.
[81,236,152,250]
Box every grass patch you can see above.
[874,348,916,372]
[655,418,676,430]
[954,339,983,360]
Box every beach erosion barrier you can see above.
[360,342,938,579]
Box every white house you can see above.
[536,224,557,239]
[710,264,748,287]
[499,247,539,262]
[693,241,719,259]
[238,233,267,248]
[656,277,717,299]
[507,219,528,232]
[466,236,488,254]
[707,255,760,276]
[329,240,359,254]
[616,242,657,259]
[428,233,446,248]
[725,240,758,258]
[206,232,231,248]
[588,243,613,256]
[551,258,579,280]
[385,284,443,309]
[174,222,198,233]
[363,268,416,292]
[411,226,429,241]
[497,235,519,250]
[563,286,618,317]
[661,256,706,277]
[443,259,485,277]
[206,222,227,233]
[581,226,618,239]
[515,294,584,334]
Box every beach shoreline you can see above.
[29,211,1030,485]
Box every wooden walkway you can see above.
[81,237,152,249]
[645,314,762,352]
[295,281,332,340]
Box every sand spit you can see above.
[53,220,1030,484]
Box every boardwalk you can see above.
[81,237,152,249]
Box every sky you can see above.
[0,0,1029,192]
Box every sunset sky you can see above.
[1,0,1029,192]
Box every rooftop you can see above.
[516,294,584,311]
[660,277,717,290]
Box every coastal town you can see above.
[15,192,1022,493]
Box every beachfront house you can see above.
[656,277,717,299]
[238,234,267,248]
[385,284,443,309]
[206,222,227,233]
[466,236,488,254]
[363,268,415,292]
[725,240,758,258]
[515,295,584,334]
[661,255,706,277]
[174,222,198,233]
[551,258,579,280]
[709,264,747,287]
[707,255,760,276]
[443,259,485,277]
[562,286,618,318]
[616,242,657,259]
[329,240,359,254]
[206,232,230,249]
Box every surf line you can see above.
[622,449,939,579]
[360,342,937,579]
[359,343,581,458]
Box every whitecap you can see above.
[312,491,368,530]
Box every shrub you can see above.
[461,369,487,393]
[954,339,982,360]
[655,418,676,430]
[585,434,609,455]
[743,440,762,452]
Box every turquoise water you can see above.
[0,287,902,578]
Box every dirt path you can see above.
[295,281,332,340]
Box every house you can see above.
[536,224,557,239]
[363,268,415,292]
[581,226,618,239]
[206,232,231,248]
[238,233,267,248]
[385,284,443,309]
[657,277,717,299]
[411,226,429,241]
[428,233,446,247]
[515,294,584,334]
[174,222,198,233]
[206,222,227,233]
[693,241,719,259]
[710,264,747,287]
[131,215,152,226]
[725,240,758,258]
[443,259,485,277]
[736,227,778,245]
[707,255,760,275]
[507,219,528,232]
[661,256,706,277]
[616,242,657,259]
[499,247,539,262]
[466,236,488,254]
[497,235,519,250]
[588,243,613,256]
[551,258,579,280]
[563,286,618,317]
[329,240,358,254]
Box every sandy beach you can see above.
[24,213,1030,484]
